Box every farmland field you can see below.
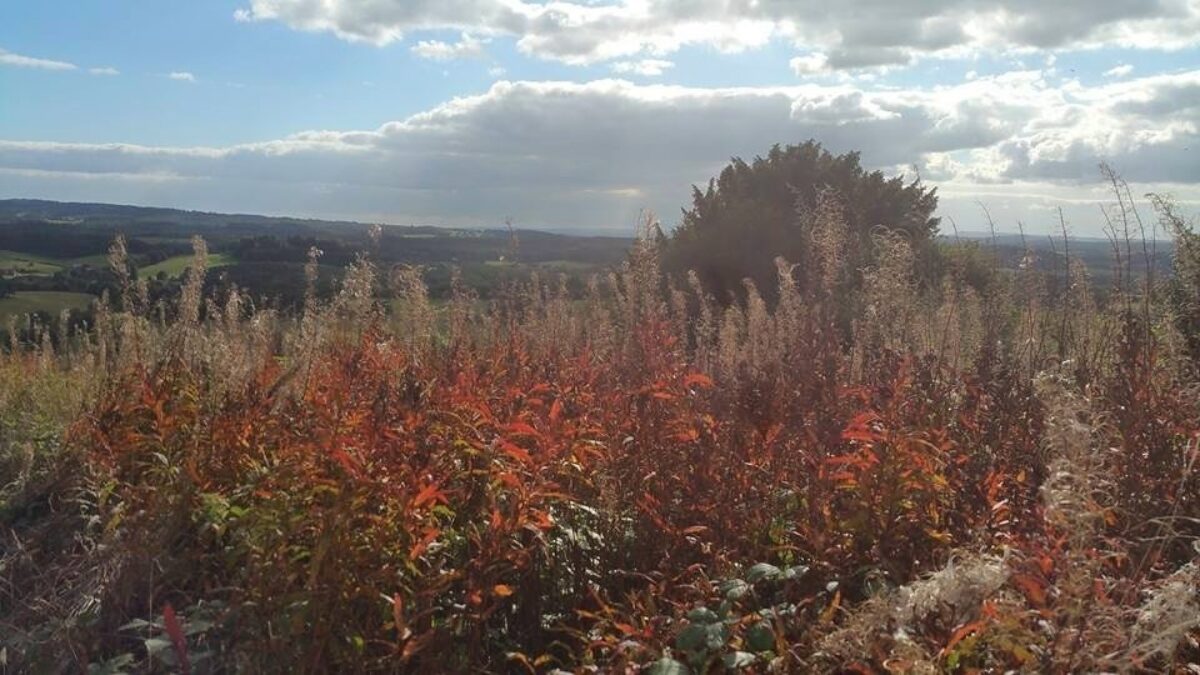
[0,290,94,324]
[139,252,235,278]
[0,250,64,275]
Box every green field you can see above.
[0,251,65,275]
[0,250,115,276]
[140,252,235,278]
[0,291,95,324]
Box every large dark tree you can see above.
[665,141,939,303]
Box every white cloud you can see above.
[89,66,120,76]
[790,53,830,75]
[234,0,1200,68]
[1,73,1197,233]
[169,71,197,82]
[411,32,489,61]
[611,59,674,76]
[1105,63,1135,78]
[0,48,77,71]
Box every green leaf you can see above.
[747,622,775,652]
[783,565,809,580]
[87,653,135,675]
[686,607,720,624]
[676,624,708,652]
[718,579,749,600]
[646,657,690,675]
[745,563,781,583]
[143,637,172,656]
[705,623,730,651]
[119,618,156,632]
[722,651,757,669]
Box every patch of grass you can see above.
[0,251,65,276]
[139,252,235,278]
[0,291,95,323]
[66,254,111,267]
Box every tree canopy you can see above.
[665,141,939,303]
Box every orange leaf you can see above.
[505,422,540,437]
[942,620,985,654]
[683,373,714,389]
[392,593,411,641]
[673,428,700,442]
[494,584,514,597]
[412,482,446,508]
[1012,573,1048,607]
[501,442,533,465]
[409,527,440,560]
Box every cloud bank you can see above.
[235,0,1200,69]
[2,73,1197,233]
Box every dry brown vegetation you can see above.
[1,180,1198,673]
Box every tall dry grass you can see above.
[0,189,1196,672]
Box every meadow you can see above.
[0,291,96,327]
[0,186,1198,673]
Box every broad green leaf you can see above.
[722,651,757,669]
[676,624,707,652]
[646,657,690,675]
[745,563,781,583]
[718,579,749,600]
[747,622,775,652]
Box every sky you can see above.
[1,1,1198,236]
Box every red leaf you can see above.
[409,527,440,560]
[683,373,714,389]
[162,603,191,675]
[549,399,564,424]
[505,422,540,437]
[392,593,411,641]
[942,619,985,654]
[412,482,446,508]
[1012,573,1048,607]
[501,442,533,465]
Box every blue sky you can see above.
[1,0,1197,234]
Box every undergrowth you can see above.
[1,186,1198,673]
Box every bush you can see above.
[1,190,1197,672]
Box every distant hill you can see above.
[940,230,1174,284]
[0,198,630,244]
[0,199,636,312]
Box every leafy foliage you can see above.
[1,181,1198,673]
[665,140,939,304]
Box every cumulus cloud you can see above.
[0,47,77,71]
[411,32,489,61]
[169,71,197,82]
[790,53,830,75]
[234,0,1200,68]
[1,73,1197,233]
[611,59,674,76]
[1105,63,1135,78]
